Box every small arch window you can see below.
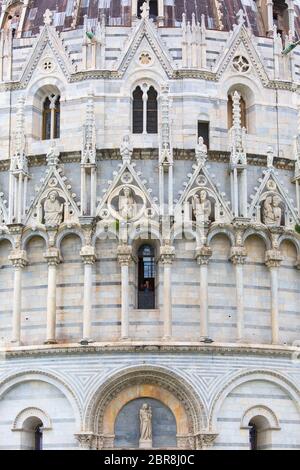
[248,416,272,451]
[42,94,60,140]
[21,417,43,450]
[132,85,158,135]
[138,244,156,309]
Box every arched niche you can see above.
[84,366,206,450]
[31,84,62,141]
[0,238,13,345]
[114,396,177,449]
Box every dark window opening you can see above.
[147,86,158,134]
[249,421,258,451]
[35,425,43,451]
[198,121,210,149]
[133,86,143,134]
[138,244,155,309]
[273,1,288,37]
[42,95,60,140]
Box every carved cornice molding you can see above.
[2,342,299,359]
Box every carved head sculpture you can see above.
[49,190,58,203]
[273,195,281,207]
[200,190,207,202]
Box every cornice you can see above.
[0,151,295,170]
[1,341,299,359]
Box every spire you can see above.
[82,92,96,165]
[11,96,28,173]
[160,83,172,165]
[230,91,247,165]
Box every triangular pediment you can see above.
[249,168,299,229]
[175,163,232,224]
[96,161,159,224]
[26,164,80,228]
[215,24,269,85]
[20,24,74,87]
[116,19,174,77]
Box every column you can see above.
[267,0,274,36]
[9,250,28,344]
[265,250,283,345]
[195,246,212,340]
[230,247,247,342]
[160,244,175,340]
[44,248,60,344]
[117,244,132,340]
[80,246,96,343]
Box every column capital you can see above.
[195,246,212,265]
[160,244,175,265]
[74,432,98,450]
[117,244,132,266]
[80,246,96,264]
[44,248,60,266]
[8,250,28,268]
[195,432,218,450]
[265,250,283,268]
[230,246,247,265]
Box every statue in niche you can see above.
[263,195,282,226]
[192,190,212,223]
[44,191,64,226]
[120,134,133,164]
[140,1,150,19]
[118,186,136,220]
[195,137,207,166]
[140,403,152,442]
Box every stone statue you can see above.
[140,403,152,442]
[140,1,150,20]
[267,146,275,168]
[118,186,136,220]
[46,142,60,167]
[192,190,212,223]
[263,195,282,226]
[195,137,207,165]
[120,134,133,164]
[44,191,64,226]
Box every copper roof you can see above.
[1,0,299,38]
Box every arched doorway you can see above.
[138,244,155,309]
[85,366,207,449]
[114,398,177,449]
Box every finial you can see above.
[43,9,53,26]
[236,9,245,26]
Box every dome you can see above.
[1,0,300,38]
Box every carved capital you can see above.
[44,248,61,266]
[230,246,247,265]
[160,244,175,265]
[80,246,96,265]
[195,246,212,265]
[265,250,283,268]
[195,432,218,450]
[74,432,97,450]
[8,250,28,268]
[117,244,133,266]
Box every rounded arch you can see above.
[243,228,272,250]
[26,77,66,106]
[84,365,207,443]
[56,229,85,250]
[220,76,262,104]
[123,71,164,97]
[240,405,280,430]
[207,227,235,247]
[128,222,162,246]
[21,230,48,250]
[278,235,300,257]
[92,226,119,246]
[0,234,14,249]
[209,369,300,430]
[0,370,82,427]
[12,407,52,431]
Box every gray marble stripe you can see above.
[43,444,78,449]
[229,393,288,399]
[52,418,76,423]
[280,420,300,424]
[217,418,241,422]
[213,443,249,447]
[259,444,300,449]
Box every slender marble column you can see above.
[9,250,28,344]
[160,243,175,339]
[80,246,96,343]
[117,244,132,340]
[230,246,247,342]
[44,248,60,344]
[195,246,212,340]
[265,250,283,345]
